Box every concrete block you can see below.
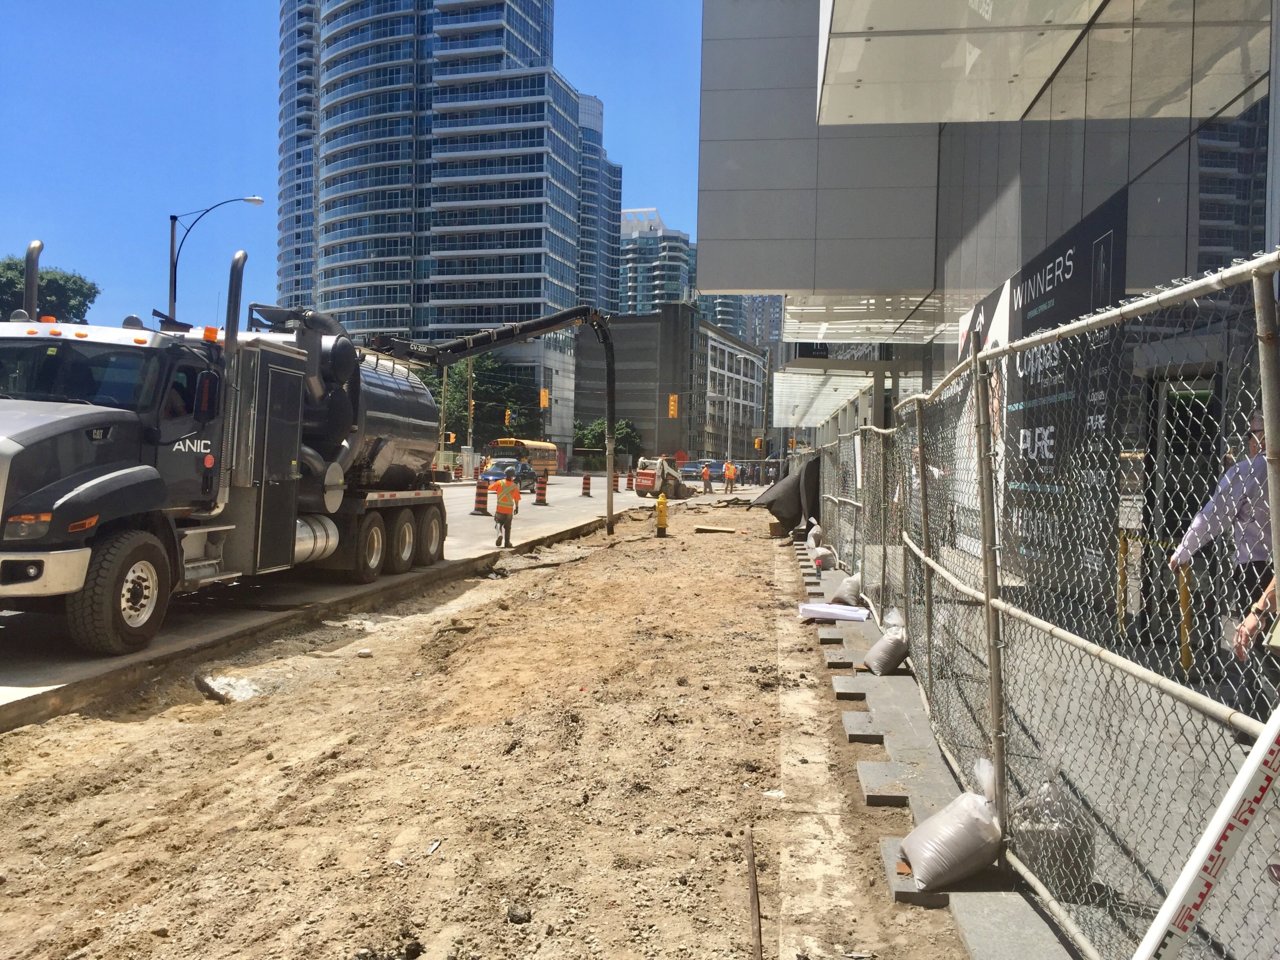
[824,647,856,669]
[858,760,912,807]
[950,890,1075,960]
[817,626,844,644]
[832,675,868,701]
[842,710,884,744]
[880,837,949,908]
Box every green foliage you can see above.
[0,257,101,323]
[416,353,548,449]
[573,417,643,457]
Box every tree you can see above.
[416,353,547,450]
[0,257,101,323]
[573,417,643,458]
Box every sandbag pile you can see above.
[899,759,1001,891]
[862,608,908,675]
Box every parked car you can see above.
[680,459,725,482]
[481,458,538,492]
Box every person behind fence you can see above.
[701,461,712,494]
[491,465,521,548]
[1168,410,1271,712]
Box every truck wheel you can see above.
[385,508,416,575]
[66,531,172,655]
[414,506,444,567]
[348,511,386,584]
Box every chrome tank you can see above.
[353,355,438,489]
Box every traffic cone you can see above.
[535,469,549,506]
[471,478,490,516]
[581,475,592,497]
[626,470,635,491]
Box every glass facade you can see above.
[937,0,1271,336]
[277,0,623,446]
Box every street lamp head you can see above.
[243,196,265,206]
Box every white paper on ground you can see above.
[798,603,870,621]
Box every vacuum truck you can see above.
[0,243,446,654]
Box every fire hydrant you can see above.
[655,492,668,538]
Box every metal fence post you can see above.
[879,433,889,612]
[973,346,1009,851]
[915,397,935,703]
[1252,272,1280,603]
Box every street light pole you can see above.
[167,195,263,323]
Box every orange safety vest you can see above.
[725,463,736,479]
[492,478,520,515]
[701,465,710,480]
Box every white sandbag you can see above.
[1010,779,1095,896]
[810,545,837,570]
[883,607,904,628]
[805,519,824,549]
[798,602,870,622]
[830,572,863,606]
[862,625,909,675]
[900,791,1001,891]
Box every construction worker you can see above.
[491,465,521,548]
[701,461,712,494]
[723,459,737,495]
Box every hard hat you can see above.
[505,466,516,477]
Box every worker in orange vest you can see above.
[723,460,737,494]
[700,462,712,494]
[490,465,522,547]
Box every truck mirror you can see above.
[193,370,221,424]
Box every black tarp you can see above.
[748,457,820,533]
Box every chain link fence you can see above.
[806,252,1280,960]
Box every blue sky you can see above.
[0,1,702,326]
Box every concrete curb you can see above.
[0,516,611,734]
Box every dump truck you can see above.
[0,243,447,654]
[635,456,694,499]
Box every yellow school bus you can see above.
[483,438,559,476]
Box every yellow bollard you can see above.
[1177,565,1193,674]
[656,492,668,538]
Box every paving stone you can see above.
[832,675,868,701]
[823,647,857,669]
[816,626,845,645]
[950,890,1074,960]
[841,710,884,744]
[858,760,912,807]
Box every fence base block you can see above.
[842,710,884,744]
[859,760,913,806]
[832,675,869,700]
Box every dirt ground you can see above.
[0,506,967,960]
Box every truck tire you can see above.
[66,531,172,655]
[347,511,386,584]
[385,508,416,575]
[414,505,444,567]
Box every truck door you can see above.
[254,362,303,572]
[155,361,221,506]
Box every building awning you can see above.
[819,1,1270,125]
[784,292,946,344]
[772,368,873,428]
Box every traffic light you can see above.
[469,398,475,416]
[444,432,456,444]
[667,393,678,418]
[788,437,796,450]
[753,437,763,450]
[539,387,549,409]
[504,407,512,426]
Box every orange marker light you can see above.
[74,331,88,338]
[133,337,148,345]
[67,515,99,533]
[203,326,218,342]
[49,329,61,337]
[25,330,37,336]
[38,315,55,324]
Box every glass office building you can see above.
[276,0,622,446]
[577,95,623,315]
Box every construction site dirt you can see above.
[0,506,966,960]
